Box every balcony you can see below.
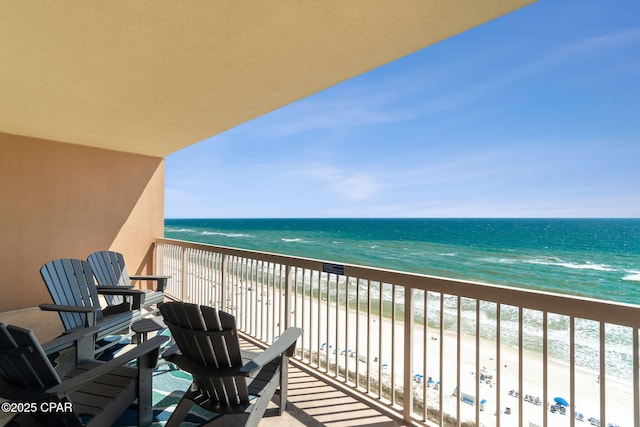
[155,238,640,427]
[2,238,638,426]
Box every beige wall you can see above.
[0,133,165,311]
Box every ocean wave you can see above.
[281,238,304,243]
[525,258,616,272]
[439,253,457,257]
[165,228,196,233]
[201,231,251,238]
[480,257,519,265]
[622,271,640,282]
[481,256,616,272]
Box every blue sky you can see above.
[166,0,640,218]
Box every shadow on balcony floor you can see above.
[257,364,403,426]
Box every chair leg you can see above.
[165,397,195,427]
[245,374,281,427]
[137,353,155,427]
[279,356,288,415]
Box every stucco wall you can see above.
[0,133,165,311]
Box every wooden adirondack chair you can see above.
[40,258,143,354]
[88,250,169,312]
[159,302,303,427]
[0,322,168,426]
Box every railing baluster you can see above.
[345,276,350,383]
[403,286,413,423]
[355,277,360,388]
[439,293,444,426]
[543,311,548,427]
[423,290,428,422]
[326,273,330,373]
[496,303,501,427]
[378,282,383,399]
[366,280,371,393]
[335,274,340,378]
[456,296,461,426]
[570,316,575,427]
[635,327,639,426]
[600,321,606,426]
[391,284,396,404]
[316,273,326,369]
[518,307,523,427]
[180,246,188,302]
[475,299,480,426]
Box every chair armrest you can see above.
[39,304,100,328]
[130,275,171,292]
[39,303,100,314]
[46,335,169,398]
[164,353,242,378]
[161,343,180,359]
[96,288,143,310]
[41,326,99,355]
[96,285,134,290]
[240,327,303,375]
[96,288,144,296]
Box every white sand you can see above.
[289,293,634,427]
[165,260,634,426]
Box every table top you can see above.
[132,317,166,334]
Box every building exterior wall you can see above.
[0,132,165,311]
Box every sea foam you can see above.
[201,231,250,238]
[622,271,640,282]
[525,258,616,272]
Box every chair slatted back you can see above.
[159,302,249,406]
[88,251,129,305]
[40,259,103,332]
[0,323,61,392]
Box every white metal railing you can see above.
[155,237,640,427]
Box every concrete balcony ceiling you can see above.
[1,1,534,157]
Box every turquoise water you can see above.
[165,218,640,377]
[165,218,640,304]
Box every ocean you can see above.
[164,218,640,304]
[164,218,640,378]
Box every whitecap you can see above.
[201,231,250,238]
[480,257,519,265]
[622,271,640,282]
[439,253,457,257]
[281,238,304,242]
[526,258,615,272]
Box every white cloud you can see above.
[305,166,380,201]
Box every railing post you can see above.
[403,286,414,423]
[284,265,292,330]
[220,253,228,312]
[181,247,188,302]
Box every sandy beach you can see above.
[167,259,636,426]
[288,292,634,427]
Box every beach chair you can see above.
[0,322,168,426]
[40,258,143,354]
[159,302,303,427]
[88,250,169,312]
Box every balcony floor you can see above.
[0,308,403,427]
[240,338,403,427]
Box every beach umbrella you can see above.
[554,397,569,406]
